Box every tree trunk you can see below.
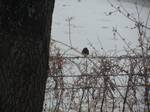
[0,0,55,112]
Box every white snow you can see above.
[51,0,150,55]
[45,1,150,112]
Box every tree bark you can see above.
[0,0,55,112]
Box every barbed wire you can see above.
[49,55,150,60]
[49,73,150,78]
[45,84,149,91]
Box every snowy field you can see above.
[51,0,150,55]
[43,0,150,112]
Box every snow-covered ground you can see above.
[44,1,150,112]
[51,0,150,55]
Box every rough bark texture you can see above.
[0,0,55,112]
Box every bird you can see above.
[82,47,89,56]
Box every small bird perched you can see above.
[82,47,89,56]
